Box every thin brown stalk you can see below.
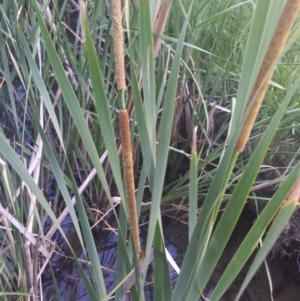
[119,110,141,254]
[235,0,300,153]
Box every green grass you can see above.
[0,0,300,300]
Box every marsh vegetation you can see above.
[1,0,300,300]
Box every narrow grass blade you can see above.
[193,1,254,30]
[130,61,154,185]
[139,0,156,153]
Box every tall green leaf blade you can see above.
[143,0,195,282]
[130,60,154,185]
[139,0,157,158]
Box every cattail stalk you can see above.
[235,0,300,153]
[112,0,141,255]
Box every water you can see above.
[39,216,195,300]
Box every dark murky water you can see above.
[42,214,113,300]
[41,213,176,300]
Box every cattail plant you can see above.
[235,0,300,153]
[112,0,141,255]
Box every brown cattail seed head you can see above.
[119,110,140,254]
[235,0,300,153]
[112,0,127,90]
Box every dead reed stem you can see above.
[235,0,300,153]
